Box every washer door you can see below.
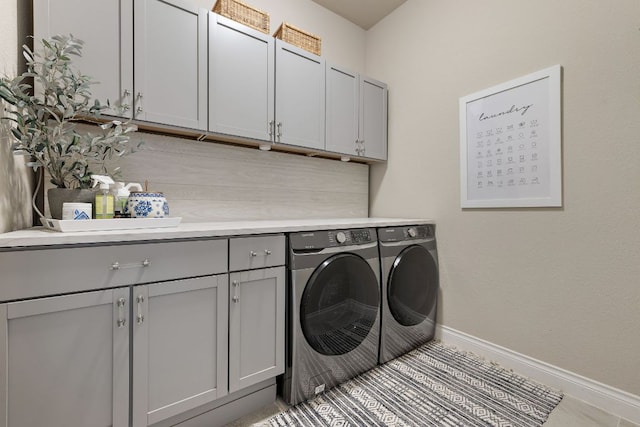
[300,253,379,356]
[388,245,438,326]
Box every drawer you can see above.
[0,239,228,301]
[229,235,285,271]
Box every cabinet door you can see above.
[33,0,134,116]
[134,0,207,130]
[275,40,325,150]
[132,275,228,427]
[325,64,359,156]
[360,76,388,160]
[229,267,285,393]
[0,289,130,427]
[209,14,274,141]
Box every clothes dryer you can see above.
[281,228,380,405]
[378,224,438,364]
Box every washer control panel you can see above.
[378,225,435,242]
[328,228,373,245]
[289,228,376,250]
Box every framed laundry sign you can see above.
[459,65,562,208]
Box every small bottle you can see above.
[112,182,143,218]
[92,175,115,219]
[112,182,128,218]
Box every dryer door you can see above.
[387,245,438,326]
[300,253,379,356]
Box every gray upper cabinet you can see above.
[275,40,326,150]
[326,64,359,157]
[34,0,207,128]
[35,1,386,159]
[209,14,274,141]
[209,20,326,151]
[132,275,228,427]
[0,288,130,427]
[33,0,134,116]
[360,75,388,160]
[326,64,388,160]
[134,0,208,130]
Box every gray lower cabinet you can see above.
[0,234,285,426]
[0,288,130,427]
[229,267,285,393]
[132,275,229,427]
[228,235,286,393]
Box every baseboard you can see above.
[436,325,640,425]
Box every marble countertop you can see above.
[0,217,433,249]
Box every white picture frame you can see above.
[459,65,562,208]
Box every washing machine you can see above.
[378,224,438,364]
[281,228,380,406]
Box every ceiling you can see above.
[311,0,407,30]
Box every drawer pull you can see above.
[249,250,273,258]
[111,259,151,270]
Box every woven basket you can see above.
[274,22,321,56]
[212,0,269,34]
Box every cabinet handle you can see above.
[232,280,240,303]
[135,93,143,114]
[110,259,151,270]
[268,120,275,138]
[117,297,126,328]
[265,249,272,255]
[123,89,131,97]
[276,122,282,140]
[136,295,145,324]
[250,251,258,257]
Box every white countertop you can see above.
[0,217,433,249]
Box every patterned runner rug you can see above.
[265,341,563,426]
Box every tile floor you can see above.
[225,395,640,426]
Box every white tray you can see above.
[40,217,182,232]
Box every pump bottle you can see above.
[92,175,115,219]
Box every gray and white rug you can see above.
[266,341,563,426]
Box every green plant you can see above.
[0,34,140,189]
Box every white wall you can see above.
[0,0,32,233]
[368,0,640,396]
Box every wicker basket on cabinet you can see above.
[273,22,321,56]
[212,0,270,34]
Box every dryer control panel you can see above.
[378,225,435,242]
[289,228,377,250]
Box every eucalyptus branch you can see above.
[1,34,142,189]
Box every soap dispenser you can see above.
[112,181,143,217]
[92,175,115,219]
